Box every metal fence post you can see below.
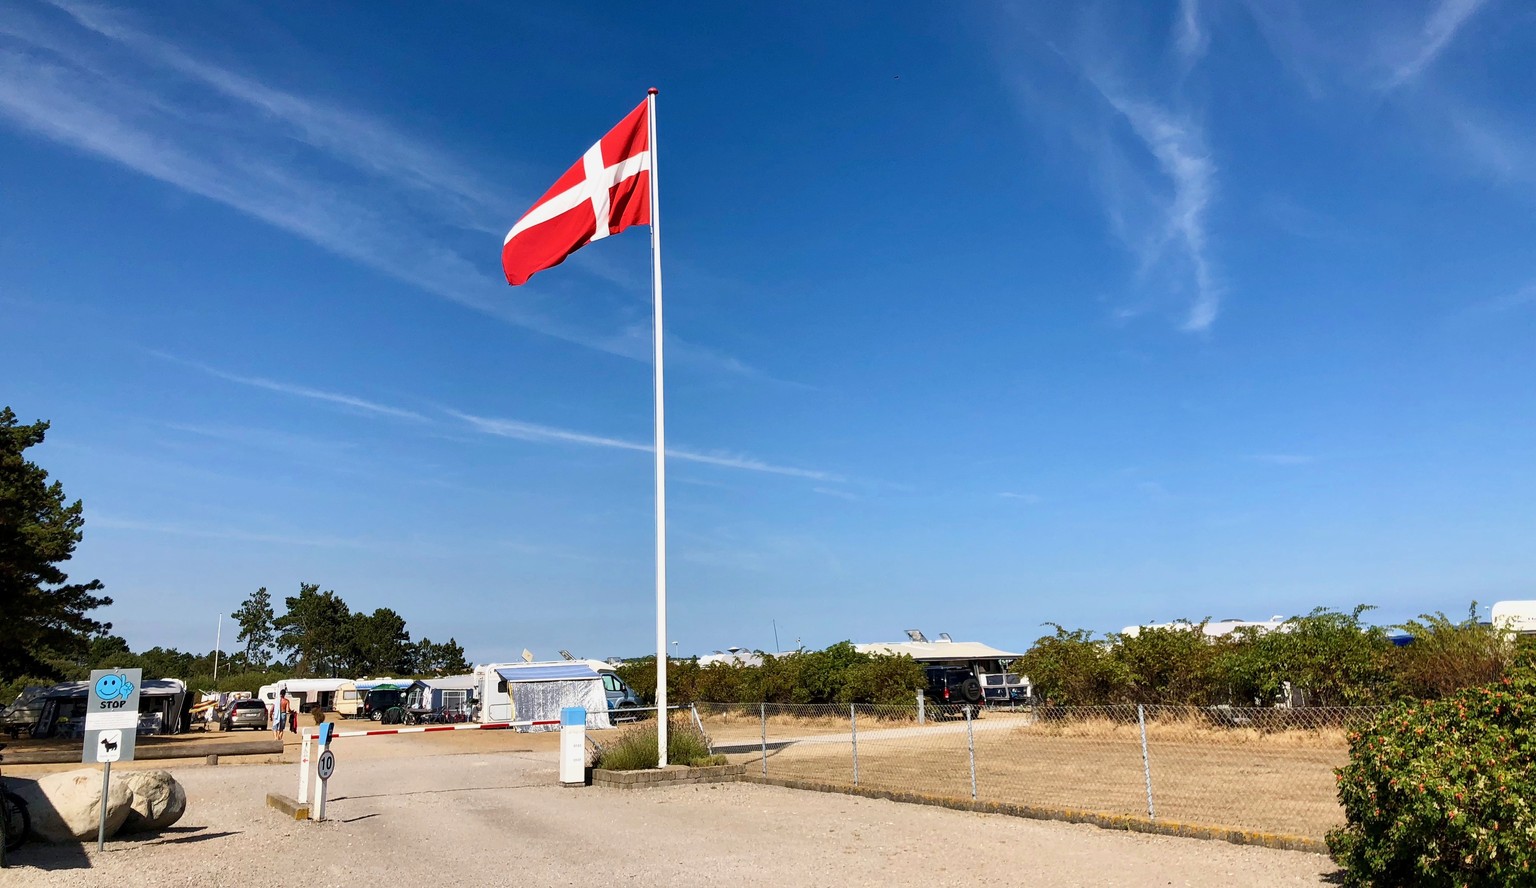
[850,704,859,786]
[917,689,925,725]
[1138,704,1155,820]
[965,704,977,799]
[690,703,711,754]
[760,702,767,777]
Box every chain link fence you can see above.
[694,701,1381,841]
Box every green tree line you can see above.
[614,641,928,706]
[1014,605,1526,707]
[0,581,472,704]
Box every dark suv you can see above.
[924,666,983,717]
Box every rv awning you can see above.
[496,665,600,683]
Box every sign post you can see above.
[311,721,335,822]
[84,668,141,851]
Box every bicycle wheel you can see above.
[2,790,28,852]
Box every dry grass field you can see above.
[701,707,1352,840]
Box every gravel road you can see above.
[1,745,1339,887]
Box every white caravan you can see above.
[256,678,351,714]
[472,660,632,731]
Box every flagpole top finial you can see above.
[648,87,658,95]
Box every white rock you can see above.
[118,769,187,833]
[11,768,131,842]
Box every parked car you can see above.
[362,687,408,721]
[924,666,983,717]
[222,700,269,731]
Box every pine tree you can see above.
[233,586,276,667]
[0,408,112,680]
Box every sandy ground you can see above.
[705,711,1351,839]
[0,732,1341,887]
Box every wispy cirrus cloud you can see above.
[1241,3,1528,206]
[151,352,429,422]
[997,491,1043,504]
[92,514,373,549]
[1380,0,1487,90]
[158,350,841,483]
[0,2,759,374]
[996,6,1225,333]
[451,410,842,482]
[1090,82,1221,332]
[1175,0,1209,65]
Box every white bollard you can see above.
[559,707,587,786]
[297,730,313,801]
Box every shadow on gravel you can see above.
[1,841,91,872]
[144,829,241,846]
[3,774,90,872]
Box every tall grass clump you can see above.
[593,722,725,770]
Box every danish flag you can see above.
[501,98,651,286]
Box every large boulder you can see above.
[117,770,186,833]
[12,768,131,842]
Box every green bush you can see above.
[1327,674,1536,887]
[593,723,724,771]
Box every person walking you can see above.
[274,690,290,741]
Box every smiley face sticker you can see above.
[93,673,135,701]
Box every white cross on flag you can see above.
[502,98,651,286]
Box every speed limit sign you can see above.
[317,749,335,780]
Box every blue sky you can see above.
[3,1,1533,665]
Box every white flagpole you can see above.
[646,87,669,767]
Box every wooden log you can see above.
[5,739,282,765]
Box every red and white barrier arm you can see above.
[296,719,560,798]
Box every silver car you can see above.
[222,700,269,731]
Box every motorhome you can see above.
[856,633,1032,707]
[472,660,636,730]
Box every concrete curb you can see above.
[738,775,1329,855]
[593,763,746,789]
[265,793,310,820]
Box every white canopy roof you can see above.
[855,640,1020,661]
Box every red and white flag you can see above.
[502,99,651,286]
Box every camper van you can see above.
[472,660,637,729]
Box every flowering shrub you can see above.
[1327,674,1536,886]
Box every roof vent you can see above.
[937,633,953,642]
[905,629,928,643]
[558,649,575,661]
